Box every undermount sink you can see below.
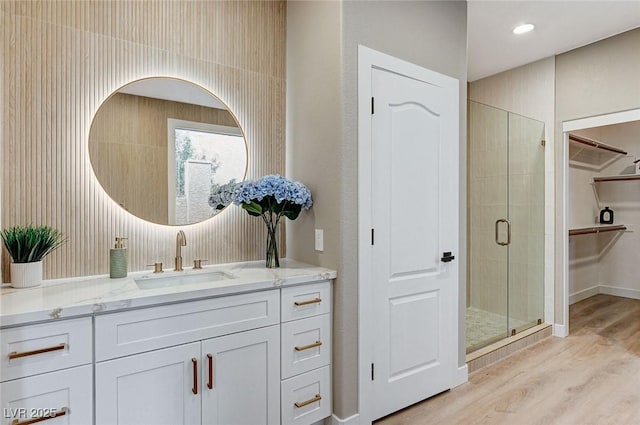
[135,270,236,289]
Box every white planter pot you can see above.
[10,261,43,288]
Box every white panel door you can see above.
[370,67,458,420]
[201,325,280,425]
[95,342,201,425]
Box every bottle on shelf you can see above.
[599,207,614,225]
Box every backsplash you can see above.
[1,1,286,281]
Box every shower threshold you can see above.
[466,323,552,373]
[465,307,530,353]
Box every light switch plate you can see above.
[315,229,324,251]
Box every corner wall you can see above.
[555,28,640,326]
[568,122,640,304]
[287,0,468,419]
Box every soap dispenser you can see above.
[110,237,128,278]
[599,207,614,225]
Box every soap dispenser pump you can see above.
[110,237,128,278]
[599,207,614,225]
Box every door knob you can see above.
[441,252,455,262]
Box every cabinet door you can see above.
[1,365,92,425]
[95,342,201,425]
[201,325,280,425]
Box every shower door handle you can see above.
[495,219,511,246]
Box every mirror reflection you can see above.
[89,78,247,225]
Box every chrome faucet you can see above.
[175,230,187,271]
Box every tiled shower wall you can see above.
[468,102,545,325]
[469,57,556,325]
[1,1,286,281]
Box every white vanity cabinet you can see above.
[280,282,332,425]
[95,342,202,425]
[95,288,284,425]
[201,325,280,425]
[0,318,94,425]
[0,263,334,425]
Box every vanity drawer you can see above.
[95,289,279,361]
[1,365,93,425]
[281,365,331,425]
[0,317,93,382]
[281,314,331,379]
[281,282,331,322]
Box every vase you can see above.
[265,222,280,268]
[10,261,43,288]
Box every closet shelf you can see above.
[569,134,628,155]
[593,174,640,182]
[568,224,627,236]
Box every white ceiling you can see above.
[467,0,640,81]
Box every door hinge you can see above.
[371,229,375,245]
[541,139,546,147]
[371,97,375,115]
[371,363,375,381]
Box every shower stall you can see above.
[467,101,545,353]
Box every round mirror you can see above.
[89,77,248,225]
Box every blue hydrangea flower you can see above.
[208,182,240,210]
[232,174,313,212]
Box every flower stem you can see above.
[265,213,280,268]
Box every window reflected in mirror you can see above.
[168,119,246,225]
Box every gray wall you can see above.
[287,0,468,419]
[554,28,640,325]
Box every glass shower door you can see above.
[507,113,545,334]
[467,101,545,353]
[467,101,510,352]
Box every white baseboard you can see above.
[599,285,640,300]
[553,323,568,338]
[570,284,640,305]
[330,413,360,425]
[569,285,599,305]
[562,284,640,338]
[453,364,468,388]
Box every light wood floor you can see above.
[376,295,640,425]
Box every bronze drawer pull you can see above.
[294,298,321,307]
[294,394,322,408]
[11,407,68,425]
[294,341,323,352]
[192,358,198,394]
[207,354,214,390]
[8,343,67,360]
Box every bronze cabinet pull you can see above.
[8,343,67,360]
[207,354,213,390]
[192,358,198,395]
[294,298,321,307]
[294,394,322,408]
[294,341,322,352]
[11,407,68,425]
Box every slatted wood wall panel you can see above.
[1,1,286,281]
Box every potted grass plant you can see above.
[1,225,65,288]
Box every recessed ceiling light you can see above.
[513,23,535,35]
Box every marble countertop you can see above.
[0,259,336,327]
